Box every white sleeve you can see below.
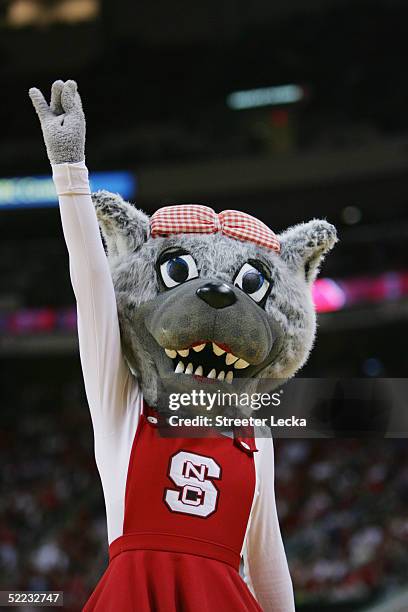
[52,161,141,436]
[52,161,142,545]
[243,437,295,612]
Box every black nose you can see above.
[196,282,237,309]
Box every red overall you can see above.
[83,405,262,611]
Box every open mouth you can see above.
[163,341,251,384]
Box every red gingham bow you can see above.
[150,205,280,253]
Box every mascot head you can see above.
[92,192,337,412]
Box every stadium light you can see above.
[0,171,136,210]
[226,84,304,110]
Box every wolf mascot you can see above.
[30,80,337,611]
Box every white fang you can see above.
[226,371,234,384]
[226,353,239,366]
[212,343,226,356]
[185,363,194,375]
[234,358,250,369]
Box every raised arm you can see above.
[29,80,139,434]
[244,437,296,611]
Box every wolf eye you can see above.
[159,254,198,288]
[234,262,270,303]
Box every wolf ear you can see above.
[92,191,150,257]
[278,219,338,283]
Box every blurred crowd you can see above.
[275,438,408,608]
[0,381,107,610]
[1,379,408,610]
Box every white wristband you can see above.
[52,161,91,196]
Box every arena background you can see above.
[1,0,408,610]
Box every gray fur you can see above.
[91,191,337,410]
[93,191,150,258]
[279,219,338,283]
[29,80,85,164]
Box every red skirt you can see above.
[83,550,262,611]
